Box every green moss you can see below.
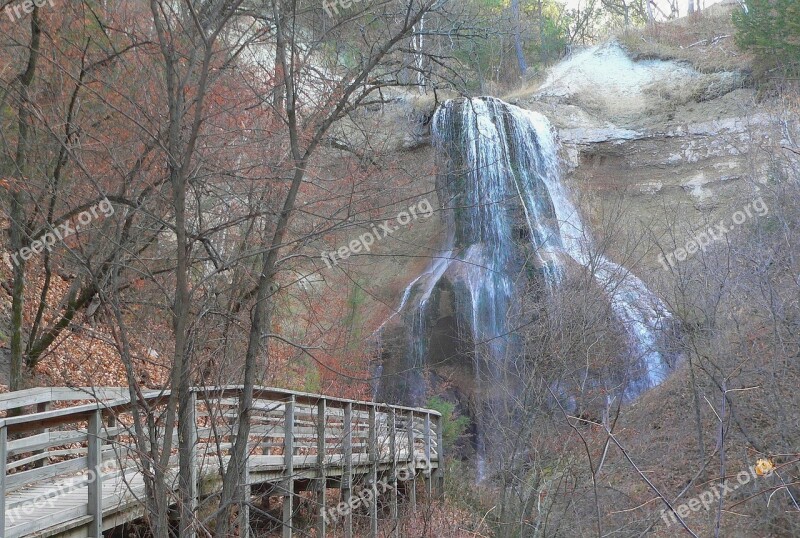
[426,396,469,452]
[343,282,367,343]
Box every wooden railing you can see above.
[0,386,444,538]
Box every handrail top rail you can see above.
[194,385,441,416]
[0,387,142,412]
[0,385,440,433]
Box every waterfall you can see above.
[378,97,673,478]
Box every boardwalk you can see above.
[0,387,443,538]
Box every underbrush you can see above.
[617,4,751,73]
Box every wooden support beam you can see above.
[282,396,295,538]
[238,398,251,538]
[87,409,103,538]
[343,402,353,538]
[369,405,378,538]
[434,414,445,500]
[187,391,198,538]
[316,398,327,538]
[240,475,251,538]
[423,413,432,496]
[1,425,7,536]
[33,401,50,468]
[407,410,416,512]
[389,408,399,538]
[106,409,117,443]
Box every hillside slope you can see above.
[373,6,800,537]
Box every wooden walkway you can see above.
[0,386,443,537]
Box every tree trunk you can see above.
[9,6,41,396]
[538,0,546,65]
[512,0,527,76]
[172,154,194,538]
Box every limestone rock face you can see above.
[506,42,796,274]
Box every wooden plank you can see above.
[8,448,92,470]
[6,456,89,490]
[0,388,54,412]
[8,430,89,457]
[49,387,144,403]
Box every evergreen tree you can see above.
[733,0,800,75]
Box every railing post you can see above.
[88,408,103,537]
[238,391,250,538]
[423,413,432,496]
[407,410,416,512]
[343,402,353,538]
[106,412,119,444]
[1,424,7,536]
[316,398,327,537]
[187,390,198,538]
[388,408,398,538]
[368,405,378,538]
[434,414,445,500]
[282,396,295,538]
[33,401,50,468]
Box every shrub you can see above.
[425,396,469,452]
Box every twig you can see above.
[686,35,730,48]
[601,426,701,538]
[714,381,728,538]
[603,430,699,537]
[781,145,800,157]
[547,386,603,537]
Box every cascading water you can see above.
[377,97,673,479]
